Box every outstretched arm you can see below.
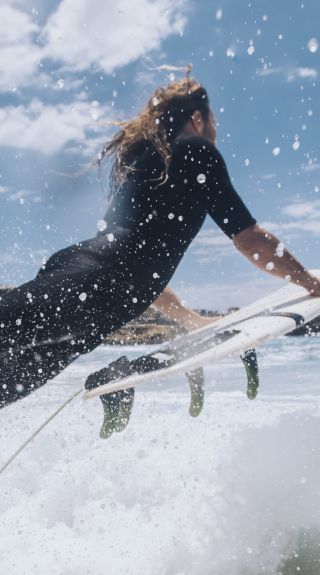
[233,224,320,296]
[152,287,220,332]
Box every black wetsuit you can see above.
[0,135,256,407]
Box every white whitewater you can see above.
[1,336,320,574]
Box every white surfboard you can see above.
[84,270,320,400]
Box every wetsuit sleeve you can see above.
[191,141,256,238]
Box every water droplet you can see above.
[292,140,300,151]
[216,8,223,20]
[152,96,160,107]
[168,213,175,219]
[226,48,235,59]
[97,219,107,231]
[247,45,255,56]
[57,78,64,88]
[253,253,260,261]
[308,38,318,53]
[272,147,280,156]
[107,233,114,242]
[244,158,250,166]
[197,173,206,184]
[276,242,285,257]
[79,292,87,302]
[153,272,160,278]
[266,262,275,270]
[132,297,138,303]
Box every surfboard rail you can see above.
[84,270,320,399]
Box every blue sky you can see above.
[0,0,319,311]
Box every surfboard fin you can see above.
[186,367,205,417]
[85,352,208,437]
[240,349,259,400]
[85,356,135,439]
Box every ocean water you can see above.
[1,335,320,575]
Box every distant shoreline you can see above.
[104,308,320,345]
[1,285,319,344]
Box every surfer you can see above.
[1,75,320,409]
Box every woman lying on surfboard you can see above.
[1,74,320,409]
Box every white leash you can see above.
[0,387,82,475]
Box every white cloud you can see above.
[0,0,188,93]
[287,67,318,81]
[282,200,320,220]
[191,228,234,263]
[295,221,320,235]
[0,185,43,202]
[257,66,283,77]
[302,163,320,173]
[0,0,189,155]
[6,189,42,203]
[263,219,320,238]
[0,99,113,155]
[0,44,44,92]
[0,4,38,43]
[175,276,279,312]
[261,173,276,180]
[258,201,320,239]
[194,228,232,248]
[257,66,318,82]
[42,0,187,73]
[0,5,42,91]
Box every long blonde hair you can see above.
[99,76,214,194]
